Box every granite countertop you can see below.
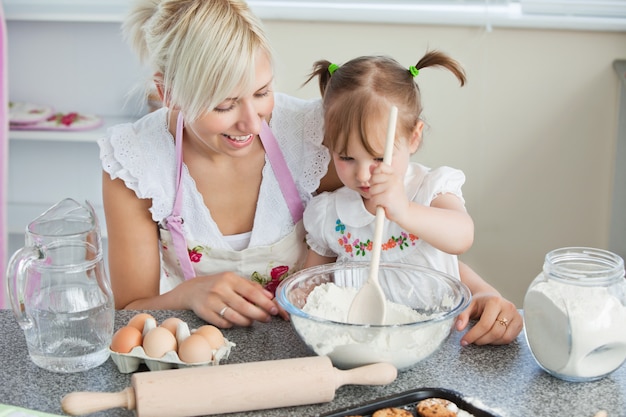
[0,309,624,417]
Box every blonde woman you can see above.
[100,0,340,327]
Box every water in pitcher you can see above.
[7,200,115,373]
[24,286,114,373]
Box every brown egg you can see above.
[127,313,156,332]
[110,326,143,354]
[177,334,213,363]
[160,317,184,336]
[142,326,177,358]
[194,325,225,349]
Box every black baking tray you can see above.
[321,387,502,417]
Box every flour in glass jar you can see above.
[524,281,626,379]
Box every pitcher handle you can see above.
[6,246,42,329]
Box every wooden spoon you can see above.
[347,105,398,325]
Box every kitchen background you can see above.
[2,1,626,308]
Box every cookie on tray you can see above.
[416,397,456,417]
[372,407,413,417]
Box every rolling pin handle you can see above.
[334,362,398,389]
[61,386,136,416]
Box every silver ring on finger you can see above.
[219,306,229,318]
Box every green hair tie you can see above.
[328,63,339,75]
[409,65,419,77]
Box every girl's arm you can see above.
[393,192,474,255]
[369,164,473,255]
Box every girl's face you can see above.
[185,51,275,157]
[333,122,422,199]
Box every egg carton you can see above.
[109,338,235,373]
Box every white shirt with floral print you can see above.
[303,163,466,280]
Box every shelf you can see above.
[9,115,136,143]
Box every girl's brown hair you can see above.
[305,50,466,155]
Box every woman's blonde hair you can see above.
[124,0,274,122]
[306,51,466,155]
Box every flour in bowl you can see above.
[292,282,453,370]
[303,282,424,324]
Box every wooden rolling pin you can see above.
[61,356,397,416]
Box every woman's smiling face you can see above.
[185,50,275,156]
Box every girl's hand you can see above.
[180,271,286,328]
[368,165,473,255]
[368,163,410,222]
[455,292,523,346]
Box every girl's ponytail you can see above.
[415,50,466,86]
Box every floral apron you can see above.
[159,113,306,294]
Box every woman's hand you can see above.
[179,271,289,328]
[455,292,523,346]
[456,261,523,346]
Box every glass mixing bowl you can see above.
[276,262,471,370]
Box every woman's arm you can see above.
[303,249,336,269]
[102,172,162,309]
[456,261,523,346]
[103,172,281,327]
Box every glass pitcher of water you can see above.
[6,199,114,373]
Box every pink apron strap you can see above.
[259,120,304,223]
[165,115,303,281]
[164,112,196,280]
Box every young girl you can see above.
[99,0,340,328]
[303,52,523,345]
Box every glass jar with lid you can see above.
[523,247,626,382]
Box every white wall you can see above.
[264,21,626,305]
[4,21,141,308]
[6,18,626,306]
